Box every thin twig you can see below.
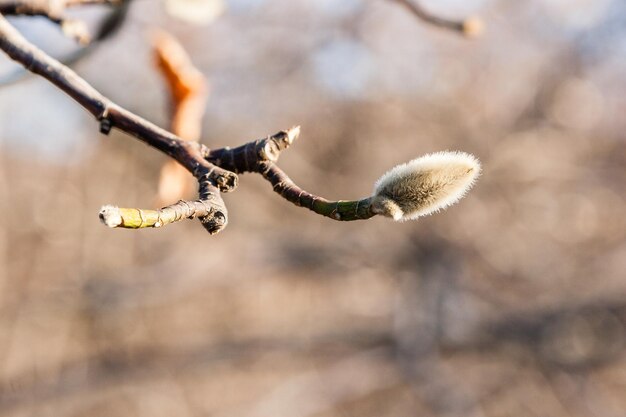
[206,128,377,221]
[100,174,227,234]
[389,0,483,37]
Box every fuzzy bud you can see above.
[371,151,480,221]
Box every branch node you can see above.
[98,107,112,134]
[99,118,112,135]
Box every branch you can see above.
[206,128,374,221]
[206,129,481,222]
[0,4,483,235]
[389,0,483,37]
[99,174,227,234]
[0,12,233,233]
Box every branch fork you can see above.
[0,2,482,236]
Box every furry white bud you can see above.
[371,151,481,221]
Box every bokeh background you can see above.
[0,0,625,416]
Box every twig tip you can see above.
[286,126,301,144]
[462,16,484,38]
[99,205,122,228]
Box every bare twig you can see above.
[100,173,227,234]
[389,0,483,37]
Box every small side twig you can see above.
[206,128,378,222]
[99,174,227,234]
[207,128,481,222]
[389,0,483,37]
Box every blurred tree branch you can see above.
[389,0,483,37]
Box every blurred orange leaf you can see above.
[153,30,209,205]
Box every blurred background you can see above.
[0,0,625,416]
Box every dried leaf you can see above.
[153,30,209,205]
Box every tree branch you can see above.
[99,174,227,234]
[0,11,233,233]
[0,4,482,235]
[206,128,376,221]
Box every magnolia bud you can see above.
[371,151,480,221]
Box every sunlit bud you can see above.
[371,151,481,221]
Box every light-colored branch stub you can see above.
[99,205,123,227]
[98,197,226,232]
[259,126,300,162]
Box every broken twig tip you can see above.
[99,205,122,228]
[286,125,301,144]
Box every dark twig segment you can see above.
[206,127,300,174]
[259,162,375,221]
[0,14,236,191]
[207,128,376,221]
